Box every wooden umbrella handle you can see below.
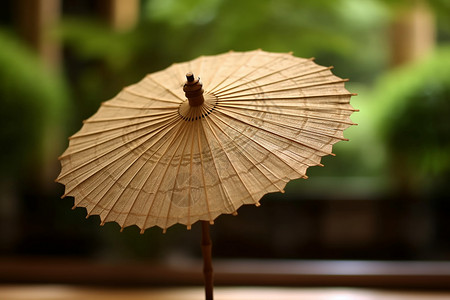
[201,221,214,300]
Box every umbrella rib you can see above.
[101,102,179,110]
[123,87,182,104]
[217,103,356,125]
[198,106,232,202]
[208,50,261,94]
[88,142,155,225]
[139,118,190,232]
[212,57,314,95]
[60,120,172,161]
[214,65,332,96]
[162,118,202,231]
[66,115,176,157]
[187,118,197,229]
[94,119,189,226]
[200,108,249,210]
[197,55,206,81]
[119,121,188,231]
[103,115,188,232]
[69,111,178,140]
[217,106,350,141]
[83,111,174,123]
[61,132,179,204]
[146,75,185,102]
[215,78,349,99]
[210,112,325,170]
[196,119,213,223]
[59,115,182,187]
[159,120,195,232]
[215,108,335,157]
[202,105,289,194]
[205,113,286,195]
[174,61,195,86]
[58,114,179,170]
[201,53,226,89]
[218,101,358,113]
[166,102,234,227]
[217,92,355,102]
[210,113,309,179]
[209,51,288,94]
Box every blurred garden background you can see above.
[0,0,450,287]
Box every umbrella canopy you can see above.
[57,49,357,233]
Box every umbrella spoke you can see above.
[206,112,288,194]
[82,111,174,123]
[160,120,197,232]
[58,113,181,181]
[124,87,182,104]
[211,56,313,95]
[101,103,179,110]
[95,120,193,228]
[86,147,153,225]
[197,52,229,89]
[140,117,191,231]
[218,102,356,125]
[214,64,331,96]
[197,123,238,213]
[215,78,349,99]
[60,114,177,161]
[209,50,288,94]
[186,120,196,229]
[146,74,185,102]
[217,93,356,102]
[217,105,350,142]
[215,105,335,157]
[119,123,185,231]
[196,118,213,223]
[207,50,259,94]
[60,123,182,205]
[71,116,183,225]
[212,112,316,175]
[218,100,357,112]
[201,107,258,208]
[69,110,177,140]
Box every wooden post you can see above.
[16,0,61,70]
[201,221,214,300]
[390,0,435,66]
[98,0,140,32]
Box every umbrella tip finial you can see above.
[186,72,195,82]
[184,72,205,106]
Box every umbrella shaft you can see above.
[201,221,213,300]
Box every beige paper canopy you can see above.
[57,50,356,232]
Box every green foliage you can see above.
[0,30,69,177]
[57,0,390,112]
[57,19,139,71]
[54,0,390,186]
[145,0,222,27]
[55,19,142,121]
[375,46,450,175]
[140,0,389,82]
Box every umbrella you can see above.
[57,49,357,299]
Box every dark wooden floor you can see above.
[1,286,450,300]
[1,257,449,289]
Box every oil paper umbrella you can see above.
[57,49,357,300]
